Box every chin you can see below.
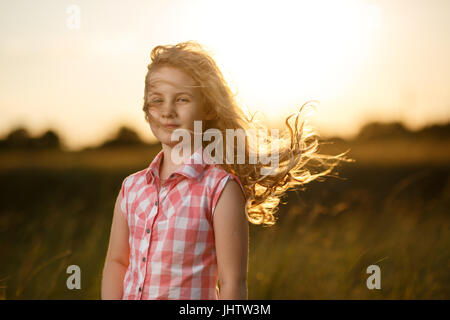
[155,131,182,147]
[150,124,190,146]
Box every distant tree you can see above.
[416,122,450,139]
[30,130,60,149]
[0,127,62,150]
[356,121,411,141]
[4,127,31,149]
[101,126,146,148]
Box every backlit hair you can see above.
[143,40,353,226]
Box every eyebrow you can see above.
[148,91,194,97]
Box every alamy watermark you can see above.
[170,120,280,175]
[66,4,81,30]
[66,264,81,290]
[366,264,381,290]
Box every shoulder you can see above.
[194,164,227,188]
[211,175,247,221]
[121,168,148,190]
[201,164,240,181]
[210,165,245,195]
[218,178,246,202]
[204,164,228,177]
[119,168,150,217]
[199,165,241,190]
[206,165,246,217]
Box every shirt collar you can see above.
[145,146,211,184]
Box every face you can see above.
[145,66,213,148]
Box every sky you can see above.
[0,0,449,151]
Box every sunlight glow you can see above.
[184,0,381,123]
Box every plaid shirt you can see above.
[119,147,245,300]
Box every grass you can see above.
[0,142,449,299]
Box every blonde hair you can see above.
[143,40,353,226]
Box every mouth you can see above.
[163,123,180,129]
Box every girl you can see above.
[101,41,350,300]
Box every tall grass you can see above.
[0,163,448,299]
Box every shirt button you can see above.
[155,200,159,206]
[138,287,142,292]
[146,228,150,234]
[142,257,146,262]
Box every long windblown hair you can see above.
[143,40,353,226]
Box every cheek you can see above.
[149,123,175,144]
[181,105,207,123]
[175,109,192,124]
[148,115,163,134]
[148,108,160,119]
[148,122,159,138]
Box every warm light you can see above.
[180,0,381,124]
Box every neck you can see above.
[160,141,198,180]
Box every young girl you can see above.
[101,41,350,300]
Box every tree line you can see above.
[0,120,449,151]
[0,126,154,151]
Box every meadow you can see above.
[0,138,449,299]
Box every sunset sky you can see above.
[0,0,449,151]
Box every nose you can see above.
[161,100,176,119]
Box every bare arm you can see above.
[101,190,130,300]
[213,179,248,300]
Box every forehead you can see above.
[147,66,199,95]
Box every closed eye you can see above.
[150,98,189,102]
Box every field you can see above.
[0,139,449,299]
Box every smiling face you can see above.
[145,66,214,148]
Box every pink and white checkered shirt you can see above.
[119,147,245,300]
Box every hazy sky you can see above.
[1,0,449,150]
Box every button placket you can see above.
[162,173,182,197]
[138,199,159,299]
[159,179,178,204]
[138,229,148,298]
